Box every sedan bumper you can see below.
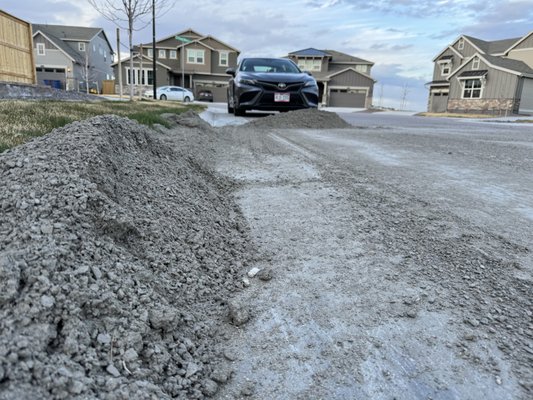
[235,81,319,111]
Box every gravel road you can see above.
[209,111,533,399]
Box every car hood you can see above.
[241,72,313,83]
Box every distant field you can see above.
[0,100,203,153]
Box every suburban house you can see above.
[32,24,114,92]
[0,9,36,85]
[427,31,533,115]
[286,48,375,108]
[113,29,239,101]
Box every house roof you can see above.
[427,80,450,86]
[448,52,533,79]
[503,31,533,54]
[323,49,373,65]
[326,67,375,81]
[32,29,81,63]
[111,53,173,70]
[32,24,113,53]
[458,69,488,78]
[463,35,521,55]
[289,48,331,57]
[439,55,454,60]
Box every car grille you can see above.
[256,80,304,92]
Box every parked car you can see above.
[197,89,214,102]
[144,86,194,102]
[226,57,319,116]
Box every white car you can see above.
[144,86,194,102]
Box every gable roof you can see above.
[432,44,464,62]
[32,24,114,54]
[289,48,331,57]
[463,35,521,55]
[503,31,533,54]
[326,67,375,81]
[111,53,172,70]
[448,52,533,79]
[32,30,80,63]
[324,49,373,65]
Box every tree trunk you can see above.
[129,17,134,101]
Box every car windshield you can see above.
[240,58,301,74]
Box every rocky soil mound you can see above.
[0,115,255,399]
[246,108,351,129]
[0,82,101,101]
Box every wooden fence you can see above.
[0,9,36,84]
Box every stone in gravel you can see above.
[240,381,255,396]
[202,379,219,397]
[242,277,250,287]
[97,333,111,345]
[466,318,480,327]
[186,362,201,378]
[223,349,238,361]
[106,364,121,377]
[257,268,273,281]
[40,295,55,308]
[123,348,138,362]
[228,301,250,326]
[210,364,232,383]
[247,267,260,278]
[40,224,54,235]
[406,310,417,318]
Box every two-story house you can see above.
[287,48,375,108]
[427,32,533,115]
[113,29,239,101]
[32,24,114,92]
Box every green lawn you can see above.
[0,100,204,153]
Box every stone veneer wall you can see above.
[447,98,517,115]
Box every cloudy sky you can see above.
[3,0,533,110]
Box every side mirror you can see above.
[226,68,236,77]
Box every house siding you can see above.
[453,39,478,58]
[433,48,458,81]
[513,34,533,50]
[184,44,210,74]
[330,70,373,88]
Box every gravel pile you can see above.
[246,108,351,129]
[0,83,101,101]
[0,115,255,399]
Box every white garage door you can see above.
[519,78,533,114]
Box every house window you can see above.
[297,59,321,72]
[147,48,153,58]
[441,63,451,75]
[104,50,107,61]
[158,49,166,59]
[37,43,45,56]
[79,42,86,52]
[462,79,482,99]
[219,51,229,66]
[472,57,480,70]
[458,39,464,50]
[170,50,177,59]
[355,64,368,73]
[187,49,205,64]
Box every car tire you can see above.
[160,94,167,100]
[184,96,191,103]
[227,102,234,114]
[234,107,246,117]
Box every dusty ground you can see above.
[0,108,531,399]
[208,110,532,399]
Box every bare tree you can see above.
[87,0,174,100]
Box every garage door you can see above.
[519,78,533,114]
[430,92,449,113]
[329,89,366,107]
[195,84,227,102]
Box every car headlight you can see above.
[237,77,256,86]
[304,80,318,88]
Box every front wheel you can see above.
[183,96,191,103]
[160,94,167,100]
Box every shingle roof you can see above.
[463,35,521,55]
[324,49,373,64]
[483,53,533,74]
[289,48,330,57]
[458,69,488,77]
[33,24,101,41]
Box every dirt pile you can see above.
[0,82,101,101]
[0,115,254,399]
[246,108,351,129]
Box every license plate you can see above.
[274,93,290,102]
